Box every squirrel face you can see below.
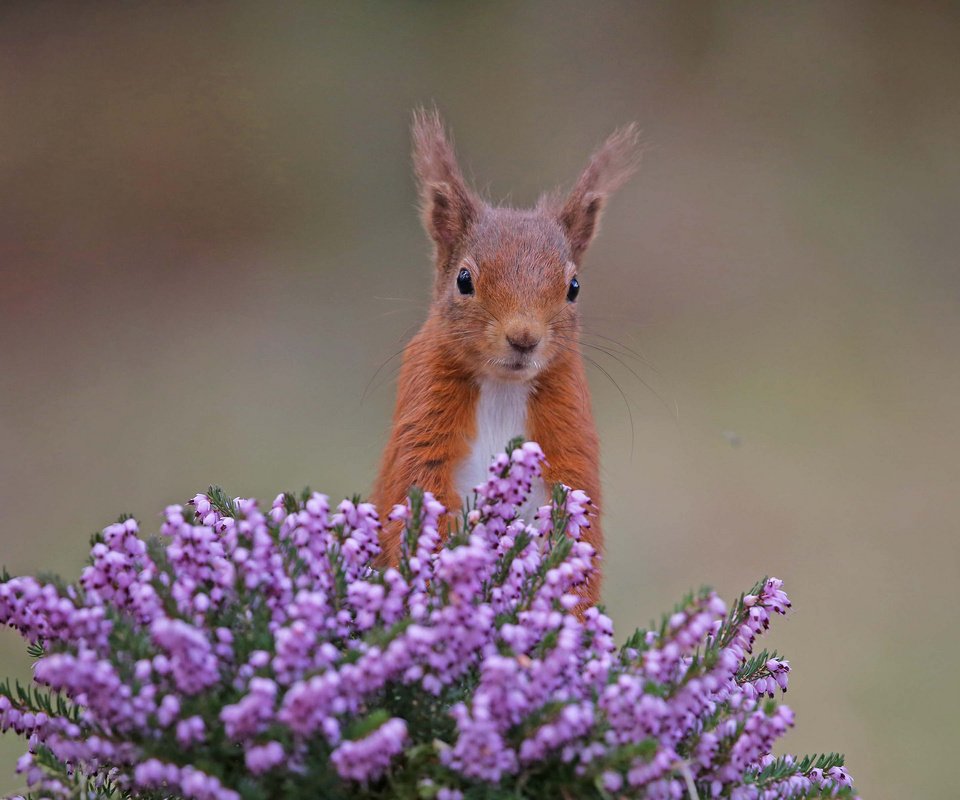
[411,110,640,383]
[437,208,579,383]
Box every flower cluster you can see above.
[0,441,856,799]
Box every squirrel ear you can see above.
[554,124,641,263]
[411,109,479,258]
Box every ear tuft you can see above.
[554,123,642,263]
[411,108,479,259]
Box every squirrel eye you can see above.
[567,276,580,302]
[456,268,474,296]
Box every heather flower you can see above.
[162,505,236,620]
[220,677,278,740]
[443,699,518,781]
[244,741,285,774]
[0,577,111,651]
[134,759,240,800]
[0,441,856,800]
[176,714,206,746]
[81,518,163,625]
[330,717,408,783]
[150,617,220,695]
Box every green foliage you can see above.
[26,639,46,660]
[21,746,136,800]
[207,485,238,518]
[0,452,853,799]
[0,677,79,724]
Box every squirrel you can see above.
[372,110,639,605]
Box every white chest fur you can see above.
[454,379,547,516]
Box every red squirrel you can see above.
[373,110,639,605]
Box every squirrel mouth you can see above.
[498,356,540,377]
[489,354,541,378]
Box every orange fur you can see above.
[372,111,639,605]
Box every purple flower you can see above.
[81,518,164,625]
[330,717,408,783]
[220,677,277,740]
[0,442,854,799]
[177,714,206,746]
[0,577,112,651]
[244,740,285,774]
[150,617,220,695]
[134,758,240,800]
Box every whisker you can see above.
[550,321,678,423]
[580,329,659,374]
[362,319,428,403]
[581,351,636,459]
[545,307,570,327]
[549,338,636,458]
[374,308,420,319]
[578,341,676,422]
[552,331,680,433]
[540,339,589,415]
[361,347,407,404]
[474,303,504,327]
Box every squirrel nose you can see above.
[506,330,541,354]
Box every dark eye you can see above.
[567,276,580,302]
[457,268,474,295]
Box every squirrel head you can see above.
[411,109,640,383]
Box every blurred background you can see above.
[1,2,958,797]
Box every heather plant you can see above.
[0,440,856,800]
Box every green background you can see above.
[2,3,959,798]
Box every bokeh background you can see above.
[2,2,958,797]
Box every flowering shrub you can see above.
[0,440,857,799]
